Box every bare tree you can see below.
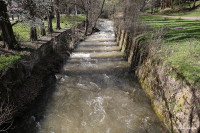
[67,0,106,35]
[192,0,197,8]
[47,0,53,33]
[17,0,56,38]
[21,0,38,41]
[0,96,16,132]
[54,0,61,30]
[113,0,147,36]
[0,0,18,49]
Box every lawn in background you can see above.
[13,15,85,42]
[163,7,200,17]
[142,15,200,87]
[157,1,200,17]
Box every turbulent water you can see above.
[12,19,167,133]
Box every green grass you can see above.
[142,15,200,87]
[13,15,85,42]
[157,1,200,16]
[4,15,85,71]
[51,14,85,29]
[13,22,34,42]
[165,7,200,17]
[0,54,23,71]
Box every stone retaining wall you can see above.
[116,27,200,133]
[0,23,84,126]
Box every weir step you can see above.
[70,51,124,59]
[66,57,126,64]
[84,38,116,42]
[74,46,121,52]
[79,41,117,46]
[63,61,129,75]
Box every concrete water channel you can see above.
[12,19,167,133]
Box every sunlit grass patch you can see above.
[0,54,23,71]
[168,7,200,17]
[142,15,200,42]
[52,14,85,29]
[13,22,31,42]
[157,1,200,16]
[13,15,85,42]
[142,15,200,87]
[164,40,200,86]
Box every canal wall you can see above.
[116,27,200,133]
[0,23,84,126]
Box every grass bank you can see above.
[142,15,200,87]
[0,15,85,71]
[0,54,23,71]
[13,15,85,42]
[156,1,200,16]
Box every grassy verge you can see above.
[166,7,200,17]
[156,1,200,16]
[1,15,85,71]
[13,15,85,42]
[142,15,200,87]
[0,54,23,71]
[51,15,85,29]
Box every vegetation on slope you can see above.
[0,15,85,71]
[0,54,23,71]
[142,15,200,87]
[156,1,200,16]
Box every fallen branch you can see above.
[0,96,16,132]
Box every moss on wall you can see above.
[116,27,200,133]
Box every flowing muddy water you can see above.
[12,19,167,133]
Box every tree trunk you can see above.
[64,5,70,16]
[74,0,78,15]
[55,9,61,30]
[48,2,54,33]
[0,0,18,49]
[84,13,89,35]
[91,0,106,34]
[141,0,146,11]
[30,26,37,41]
[192,0,196,8]
[28,0,38,41]
[12,14,14,21]
[48,13,53,33]
[188,0,191,8]
[55,0,61,30]
[161,0,164,9]
[40,21,46,36]
[171,0,174,9]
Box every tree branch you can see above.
[11,20,20,26]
